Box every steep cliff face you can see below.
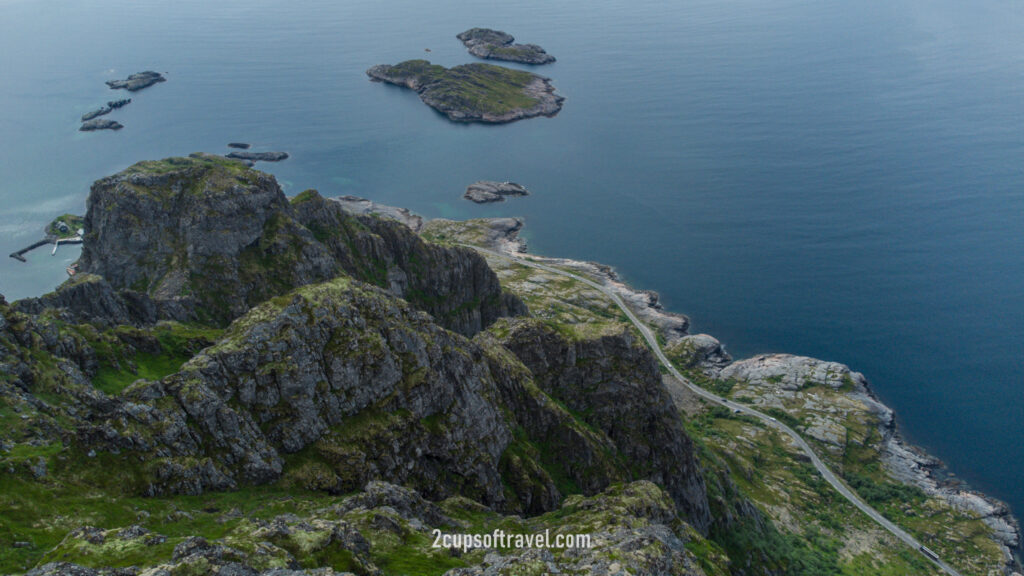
[78,155,332,323]
[85,278,515,504]
[291,190,527,336]
[492,317,713,533]
[12,273,193,328]
[77,154,522,335]
[70,278,711,532]
[0,157,731,573]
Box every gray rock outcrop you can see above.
[97,278,515,503]
[77,154,522,335]
[81,107,112,122]
[720,353,864,391]
[331,195,424,232]
[666,334,732,373]
[492,318,712,533]
[463,181,530,204]
[79,119,122,131]
[106,71,166,91]
[226,151,289,162]
[457,28,556,65]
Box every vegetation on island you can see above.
[368,60,562,122]
[46,214,84,239]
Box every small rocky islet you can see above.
[457,27,556,65]
[79,118,123,132]
[225,150,289,162]
[105,70,166,91]
[80,99,131,122]
[367,59,563,123]
[78,71,165,132]
[463,180,530,203]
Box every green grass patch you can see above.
[377,60,542,117]
[91,323,221,395]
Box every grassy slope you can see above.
[382,60,540,116]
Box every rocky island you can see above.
[463,180,530,203]
[105,70,166,91]
[367,60,563,123]
[457,28,556,65]
[0,155,1019,576]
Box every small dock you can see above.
[9,236,83,262]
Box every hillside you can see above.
[0,157,1018,576]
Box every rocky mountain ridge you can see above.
[76,154,523,336]
[1,158,1018,575]
[0,157,734,575]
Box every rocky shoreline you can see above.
[344,202,1023,573]
[712,352,1023,572]
[499,219,1022,572]
[880,421,1023,564]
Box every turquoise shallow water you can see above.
[1,0,1022,524]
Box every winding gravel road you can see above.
[464,243,962,576]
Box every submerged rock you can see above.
[463,181,530,203]
[227,142,251,149]
[106,71,165,91]
[457,28,556,65]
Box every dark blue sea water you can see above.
[1,0,1022,524]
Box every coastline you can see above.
[490,215,1023,572]
[335,197,1023,573]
